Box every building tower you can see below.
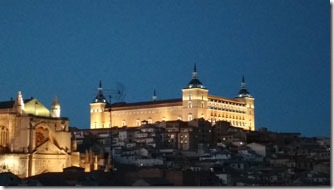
[235,76,255,131]
[182,64,209,121]
[90,81,108,129]
[51,96,61,117]
[13,91,25,115]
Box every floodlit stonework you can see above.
[90,65,255,131]
[0,92,79,178]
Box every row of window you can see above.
[208,102,246,110]
[210,113,245,120]
[211,118,247,127]
[188,95,204,101]
[208,106,246,113]
[187,101,205,108]
[209,99,244,106]
[91,109,103,113]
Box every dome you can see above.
[236,88,253,98]
[94,93,107,103]
[186,78,205,89]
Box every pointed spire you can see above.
[13,91,24,115]
[185,63,205,89]
[93,80,107,103]
[51,96,61,117]
[52,96,60,106]
[236,75,253,98]
[99,80,102,89]
[241,75,246,89]
[152,89,157,101]
[192,63,197,79]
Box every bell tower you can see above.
[182,64,209,121]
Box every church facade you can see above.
[0,92,79,178]
[90,65,255,131]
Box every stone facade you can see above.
[90,65,255,131]
[0,91,79,178]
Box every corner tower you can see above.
[235,76,255,131]
[13,91,24,115]
[51,96,61,117]
[90,81,108,129]
[182,64,209,121]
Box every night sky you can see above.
[0,0,330,137]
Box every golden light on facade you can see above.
[90,67,255,131]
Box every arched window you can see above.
[0,126,8,147]
[35,126,49,147]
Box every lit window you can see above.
[188,101,192,108]
[188,114,192,121]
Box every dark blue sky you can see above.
[0,0,330,137]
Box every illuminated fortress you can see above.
[90,65,255,131]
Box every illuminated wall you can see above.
[90,101,183,128]
[90,92,255,131]
[0,92,79,178]
[90,67,255,131]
